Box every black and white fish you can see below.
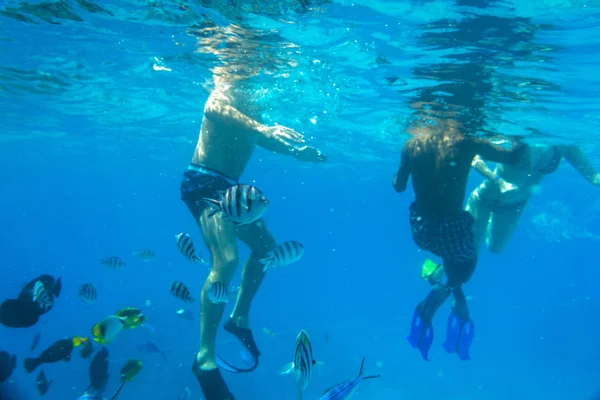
[202,184,269,225]
[133,249,156,262]
[317,357,380,400]
[35,368,52,396]
[100,256,125,269]
[169,281,194,303]
[294,330,316,400]
[260,241,305,272]
[32,281,53,313]
[175,233,206,264]
[206,282,239,304]
[79,284,98,305]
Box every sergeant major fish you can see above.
[79,284,98,305]
[132,248,156,262]
[294,330,316,400]
[32,281,53,312]
[202,184,269,225]
[169,281,194,303]
[100,256,125,269]
[206,281,239,304]
[175,233,206,264]
[260,240,305,272]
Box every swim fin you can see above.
[407,308,434,361]
[442,312,475,361]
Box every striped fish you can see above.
[175,233,206,264]
[318,357,380,400]
[78,284,97,305]
[100,256,125,269]
[132,249,156,262]
[202,184,269,225]
[260,240,305,272]
[206,281,239,304]
[169,281,194,303]
[32,281,53,312]
[294,330,316,400]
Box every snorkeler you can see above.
[466,143,600,253]
[393,130,527,361]
[180,58,326,400]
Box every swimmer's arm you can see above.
[564,146,600,186]
[471,155,499,181]
[472,138,527,166]
[393,146,411,193]
[204,94,267,136]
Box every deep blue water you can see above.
[1,0,600,399]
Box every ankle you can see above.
[229,314,249,329]
[195,350,217,370]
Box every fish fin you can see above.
[24,357,39,374]
[53,278,62,297]
[278,362,294,375]
[356,356,366,378]
[296,387,303,400]
[259,257,272,272]
[363,374,381,380]
[192,255,207,265]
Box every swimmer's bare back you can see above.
[394,133,527,218]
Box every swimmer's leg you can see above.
[192,209,239,400]
[486,201,527,253]
[217,219,276,372]
[465,183,492,253]
[408,284,452,361]
[442,287,475,361]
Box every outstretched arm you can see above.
[204,91,326,162]
[472,137,527,166]
[471,155,499,181]
[564,146,600,186]
[393,145,411,193]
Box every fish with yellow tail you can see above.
[114,307,146,329]
[24,336,88,373]
[91,316,126,345]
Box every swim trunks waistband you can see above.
[188,163,238,184]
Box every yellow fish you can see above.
[91,315,125,344]
[115,307,146,330]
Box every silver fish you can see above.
[260,240,305,272]
[206,282,238,304]
[175,308,196,321]
[133,249,156,262]
[203,184,269,225]
[318,357,380,400]
[169,281,194,303]
[175,233,206,264]
[79,284,97,305]
[100,256,125,269]
[294,330,315,400]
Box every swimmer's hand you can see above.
[263,125,306,146]
[295,145,327,163]
[498,178,519,194]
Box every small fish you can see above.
[0,351,16,383]
[135,341,170,362]
[33,281,53,312]
[318,357,380,400]
[262,327,279,337]
[120,359,143,382]
[294,330,316,400]
[175,308,196,321]
[91,316,125,345]
[169,281,194,303]
[25,337,87,373]
[36,368,52,396]
[115,307,146,329]
[175,233,206,264]
[100,256,126,269]
[80,339,94,359]
[89,347,109,393]
[178,387,191,400]
[260,240,305,272]
[202,184,269,225]
[79,284,98,304]
[206,281,239,304]
[30,332,41,351]
[132,249,156,262]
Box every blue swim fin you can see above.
[442,313,474,361]
[407,308,434,361]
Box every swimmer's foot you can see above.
[216,319,260,373]
[192,354,235,400]
[442,312,475,361]
[407,307,434,361]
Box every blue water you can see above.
[1,0,600,399]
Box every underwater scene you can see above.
[1,0,599,399]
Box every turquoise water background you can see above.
[1,0,599,399]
